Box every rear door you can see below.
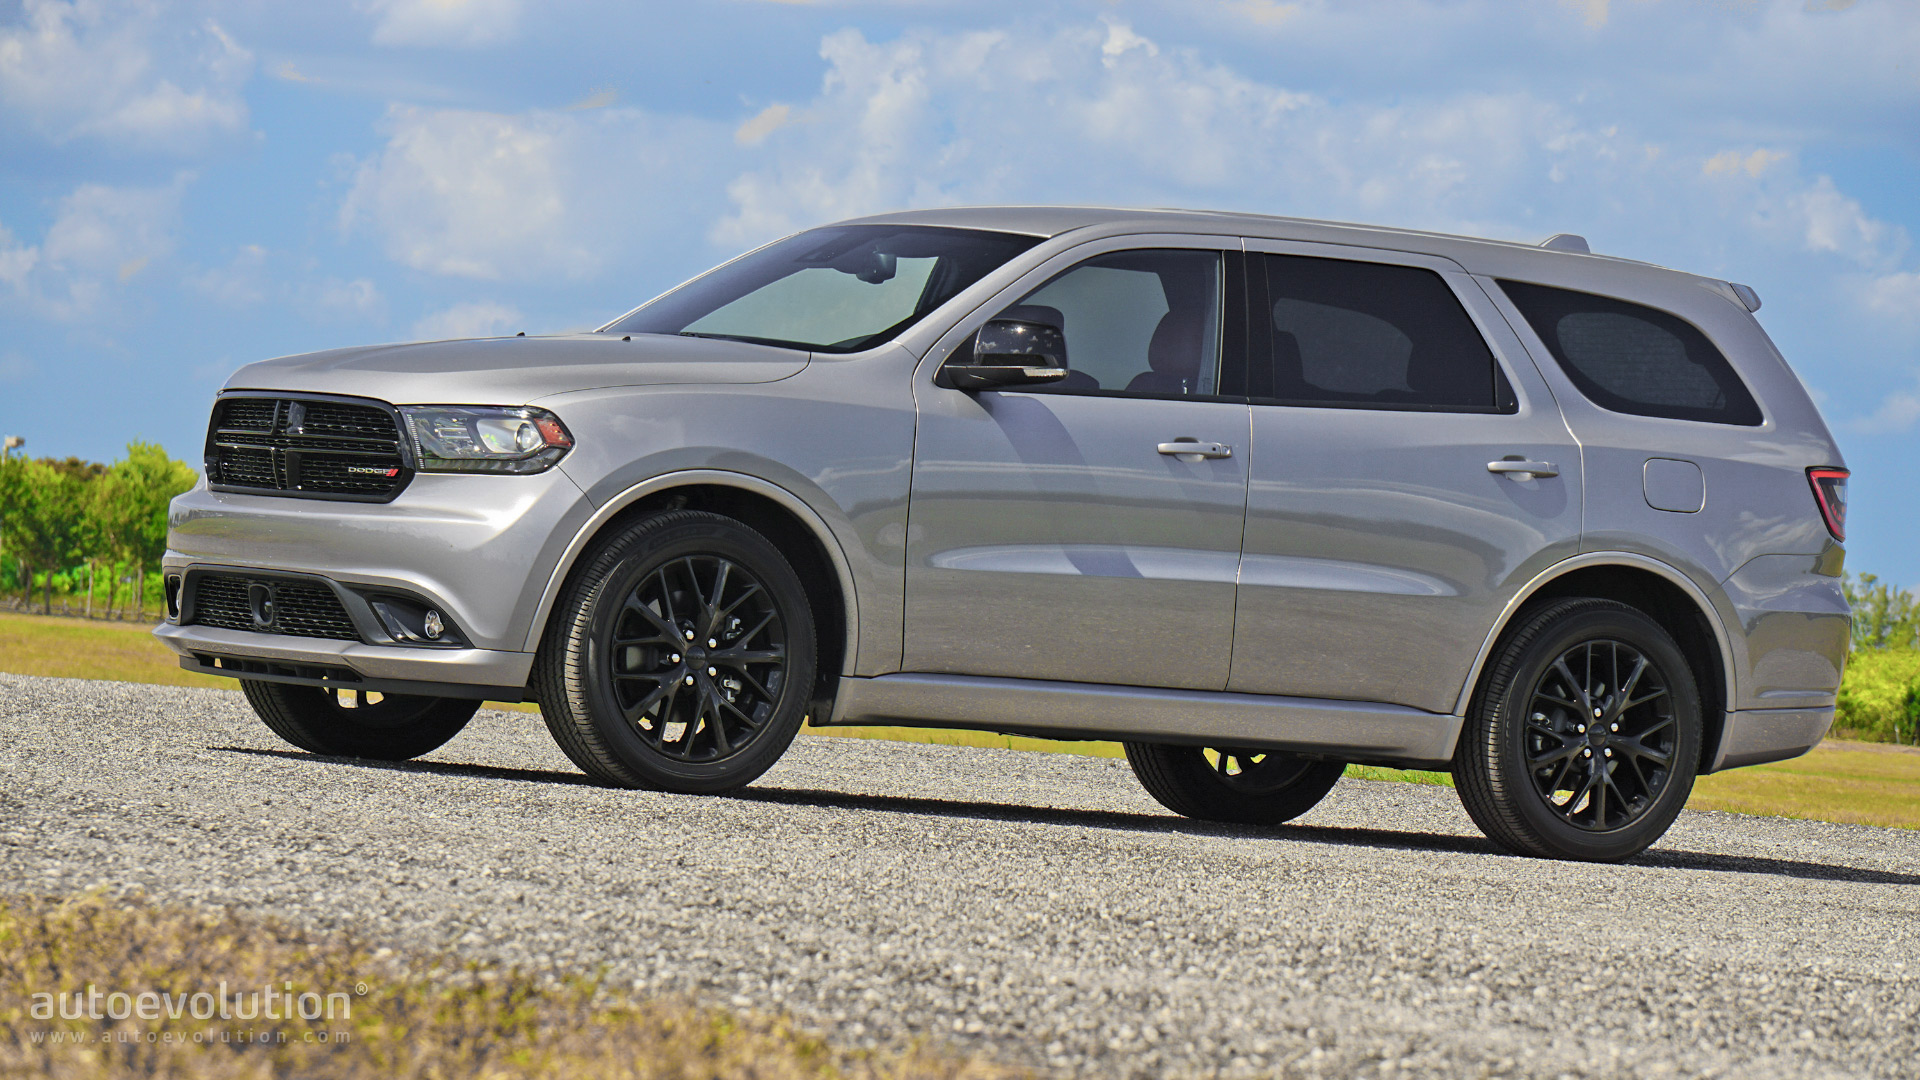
[1228,241,1583,713]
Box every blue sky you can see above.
[1,0,1916,582]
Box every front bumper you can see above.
[159,467,594,689]
[155,622,535,699]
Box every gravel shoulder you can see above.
[4,673,1918,1079]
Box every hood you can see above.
[223,333,810,405]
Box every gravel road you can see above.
[4,672,1918,1079]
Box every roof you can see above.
[839,205,1701,289]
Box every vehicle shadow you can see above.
[213,746,1920,887]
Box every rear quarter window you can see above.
[1499,280,1762,426]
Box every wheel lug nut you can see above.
[1578,725,1587,734]
[1583,749,1592,758]
[670,654,681,664]
[707,666,718,677]
[1593,708,1602,718]
[684,676,694,686]
[684,630,694,641]
[1610,723,1618,733]
[708,638,718,648]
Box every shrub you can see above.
[1833,648,1920,744]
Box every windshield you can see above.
[603,225,1041,353]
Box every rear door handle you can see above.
[1487,459,1559,479]
[1158,441,1232,460]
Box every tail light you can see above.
[1807,467,1848,542]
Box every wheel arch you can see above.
[1453,553,1737,773]
[526,470,859,711]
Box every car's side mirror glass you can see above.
[938,319,1069,391]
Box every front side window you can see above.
[1499,280,1762,425]
[606,225,1039,353]
[1254,254,1507,411]
[992,249,1223,397]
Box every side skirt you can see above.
[823,673,1463,770]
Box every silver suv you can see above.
[158,207,1851,862]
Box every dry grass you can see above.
[1688,740,1920,830]
[0,892,1019,1080]
[5,610,1914,828]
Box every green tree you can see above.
[5,457,99,613]
[1844,572,1920,652]
[92,442,198,618]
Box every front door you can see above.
[1228,243,1584,713]
[905,245,1250,690]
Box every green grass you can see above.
[3,609,1913,828]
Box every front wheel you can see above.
[241,680,479,760]
[1124,743,1345,825]
[1454,597,1702,862]
[534,510,817,794]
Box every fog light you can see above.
[423,609,444,639]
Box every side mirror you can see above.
[938,320,1070,391]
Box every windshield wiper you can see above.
[677,331,813,351]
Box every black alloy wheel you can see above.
[1523,639,1679,831]
[604,553,789,764]
[1125,742,1346,825]
[1455,597,1702,862]
[536,510,817,793]
[241,679,479,760]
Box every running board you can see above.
[824,673,1463,770]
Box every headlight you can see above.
[399,406,574,474]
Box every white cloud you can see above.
[1703,148,1789,178]
[305,278,386,323]
[0,223,38,291]
[0,0,252,151]
[361,0,522,48]
[1852,390,1920,435]
[190,245,270,307]
[0,177,188,318]
[412,301,523,340]
[1794,176,1893,266]
[1862,271,1920,333]
[340,104,733,281]
[735,103,793,146]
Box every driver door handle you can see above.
[1487,459,1560,479]
[1158,440,1232,460]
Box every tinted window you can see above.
[1256,255,1506,411]
[996,249,1223,397]
[606,225,1039,353]
[1499,280,1762,425]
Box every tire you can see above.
[1124,742,1345,825]
[1454,597,1702,862]
[241,680,479,760]
[533,510,817,794]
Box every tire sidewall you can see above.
[577,516,816,793]
[1494,607,1702,861]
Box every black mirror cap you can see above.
[975,318,1066,368]
[935,319,1072,391]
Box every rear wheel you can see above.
[534,510,817,794]
[1124,743,1345,825]
[1454,597,1702,862]
[241,680,479,760]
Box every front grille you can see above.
[204,395,411,501]
[188,573,362,641]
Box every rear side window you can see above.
[1254,254,1511,412]
[1499,280,1762,426]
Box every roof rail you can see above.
[1539,233,1591,254]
